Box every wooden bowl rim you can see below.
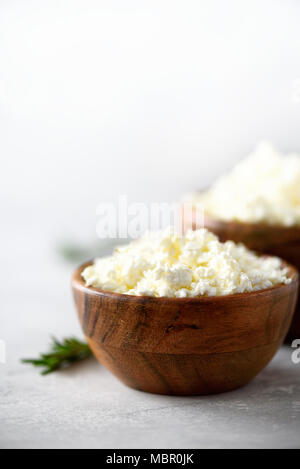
[203,213,300,234]
[72,260,299,304]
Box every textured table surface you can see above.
[1,208,300,449]
[1,345,300,449]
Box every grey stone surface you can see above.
[1,345,300,449]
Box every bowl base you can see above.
[88,340,281,396]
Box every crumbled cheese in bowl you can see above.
[185,142,300,226]
[82,228,291,298]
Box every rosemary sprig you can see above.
[22,337,92,375]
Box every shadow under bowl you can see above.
[72,261,298,396]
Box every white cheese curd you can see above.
[185,142,300,226]
[82,228,290,297]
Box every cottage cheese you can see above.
[186,142,300,226]
[82,228,290,297]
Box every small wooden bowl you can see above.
[72,262,298,396]
[184,212,300,341]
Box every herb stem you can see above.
[22,337,92,375]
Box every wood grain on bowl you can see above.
[72,262,298,396]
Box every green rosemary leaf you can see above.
[21,337,92,375]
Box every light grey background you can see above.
[1,0,300,449]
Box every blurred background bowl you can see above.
[72,261,299,396]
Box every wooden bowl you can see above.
[72,261,298,396]
[184,211,300,341]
